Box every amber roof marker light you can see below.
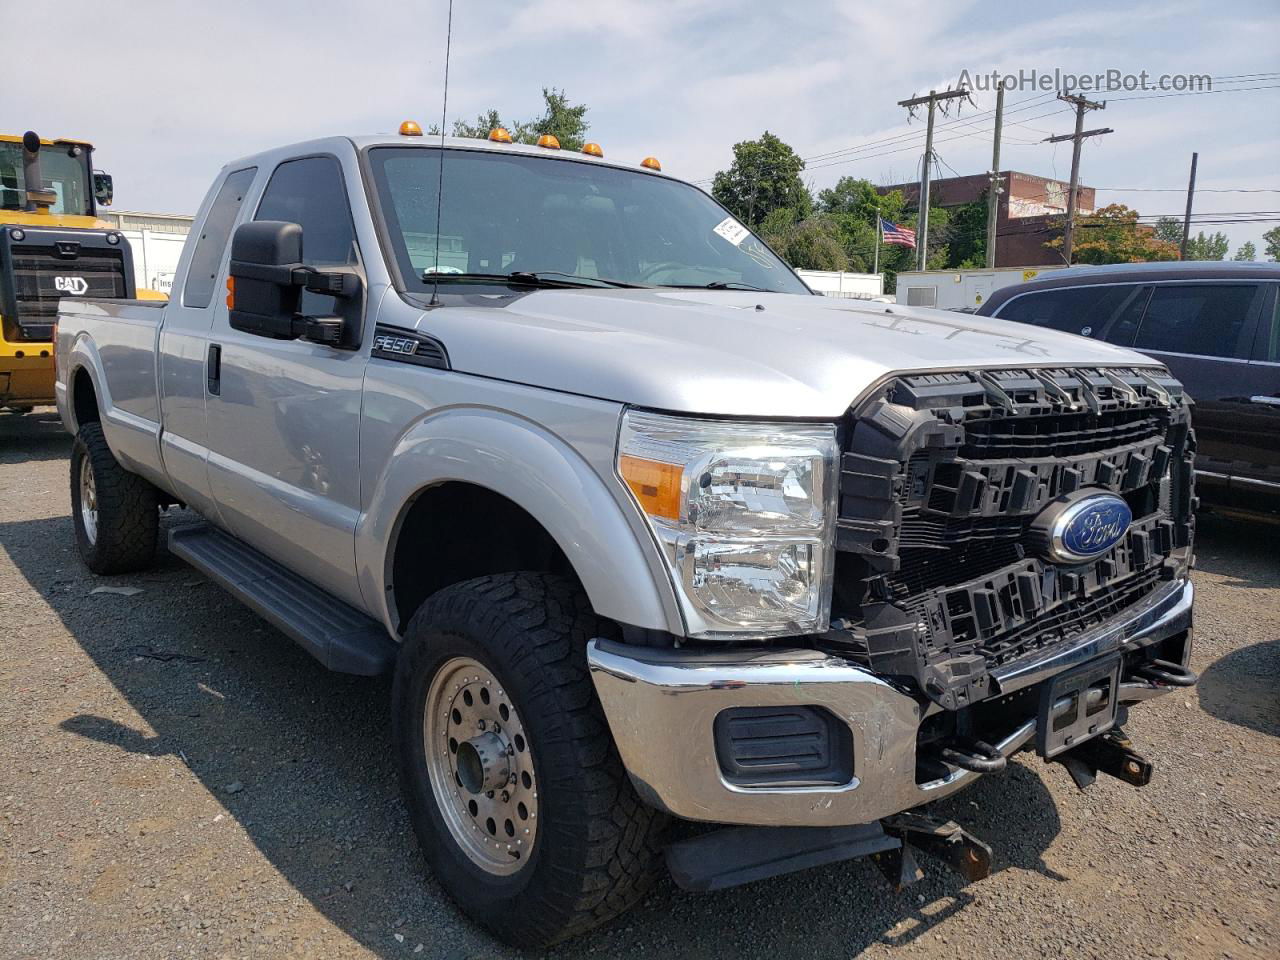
[488,127,513,143]
[640,156,662,171]
[582,142,604,157]
[536,134,561,149]
[399,120,424,136]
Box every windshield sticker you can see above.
[712,216,750,247]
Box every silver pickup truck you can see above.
[55,127,1198,946]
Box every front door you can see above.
[203,153,368,606]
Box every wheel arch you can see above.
[356,408,680,637]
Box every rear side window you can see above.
[254,156,357,266]
[1132,283,1259,359]
[1253,284,1280,363]
[182,167,256,308]
[996,284,1144,338]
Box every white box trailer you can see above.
[97,211,194,297]
[894,265,1068,311]
[796,269,884,299]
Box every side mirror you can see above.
[228,220,361,346]
[93,172,114,207]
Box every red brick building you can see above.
[877,171,1096,267]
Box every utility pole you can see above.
[1179,152,1198,260]
[1044,94,1112,264]
[985,84,1005,269]
[898,88,970,271]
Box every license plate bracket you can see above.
[1037,653,1122,759]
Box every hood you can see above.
[416,288,1163,419]
[1,210,113,231]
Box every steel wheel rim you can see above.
[79,456,98,545]
[424,656,538,875]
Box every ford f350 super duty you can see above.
[56,124,1198,947]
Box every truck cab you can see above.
[55,125,1198,948]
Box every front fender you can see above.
[355,406,682,637]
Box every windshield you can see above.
[367,146,809,295]
[0,141,93,215]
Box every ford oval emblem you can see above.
[1048,493,1132,563]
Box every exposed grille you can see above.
[829,365,1195,710]
[1,230,131,342]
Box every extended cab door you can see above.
[203,153,369,607]
[156,166,256,519]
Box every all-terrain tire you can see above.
[71,422,159,574]
[392,573,665,947]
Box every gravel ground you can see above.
[2,407,1277,960]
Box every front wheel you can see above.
[392,573,664,947]
[70,422,159,574]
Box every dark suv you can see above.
[978,261,1280,515]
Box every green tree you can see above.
[1184,231,1229,261]
[760,214,848,271]
[1047,204,1180,264]
[712,132,812,227]
[1264,226,1280,262]
[1153,216,1184,247]
[938,198,988,268]
[1232,241,1257,261]
[434,88,591,151]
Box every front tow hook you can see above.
[1132,659,1198,687]
[938,737,1007,773]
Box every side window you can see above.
[1252,284,1279,363]
[254,156,358,266]
[1132,284,1259,359]
[996,284,1139,338]
[182,167,256,308]
[1099,285,1152,347]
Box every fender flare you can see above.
[355,406,682,636]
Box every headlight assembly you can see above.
[618,410,838,638]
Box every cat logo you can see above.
[54,276,90,295]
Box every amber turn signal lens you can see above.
[582,142,604,157]
[225,276,235,310]
[640,156,661,171]
[536,134,561,149]
[399,120,423,136]
[619,455,683,521]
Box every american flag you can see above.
[880,217,916,248]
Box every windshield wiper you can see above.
[422,270,644,289]
[655,281,771,291]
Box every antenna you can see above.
[429,0,455,307]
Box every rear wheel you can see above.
[71,422,159,574]
[392,573,664,947]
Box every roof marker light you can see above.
[640,156,662,171]
[488,127,513,143]
[537,134,561,149]
[582,142,604,157]
[399,120,423,136]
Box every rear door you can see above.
[202,152,369,607]
[1125,281,1268,484]
[157,165,257,519]
[1232,282,1280,495]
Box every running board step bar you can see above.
[168,523,396,676]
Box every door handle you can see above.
[207,344,221,396]
[1248,395,1280,406]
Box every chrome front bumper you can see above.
[588,578,1194,827]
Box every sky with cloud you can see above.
[5,0,1277,254]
